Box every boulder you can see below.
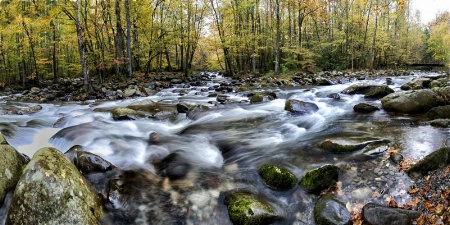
[327,93,341,100]
[285,99,319,115]
[432,86,450,103]
[429,119,450,128]
[176,103,191,113]
[353,103,379,113]
[6,147,102,225]
[224,191,280,225]
[299,164,339,193]
[0,133,29,205]
[362,203,421,225]
[258,164,297,191]
[427,105,450,120]
[314,195,351,225]
[76,151,116,174]
[186,104,210,120]
[250,93,274,104]
[400,78,431,90]
[318,140,366,153]
[111,107,140,120]
[381,89,445,114]
[407,147,450,177]
[123,88,137,98]
[341,84,394,99]
[127,100,178,119]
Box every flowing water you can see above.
[1,72,449,224]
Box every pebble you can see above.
[351,187,373,200]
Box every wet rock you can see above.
[314,77,334,86]
[111,107,140,121]
[318,140,367,153]
[432,86,450,102]
[341,84,394,99]
[102,169,184,225]
[157,151,191,180]
[128,100,178,119]
[407,147,450,177]
[217,94,230,104]
[327,93,341,100]
[250,93,274,104]
[176,103,191,113]
[314,195,351,225]
[381,89,445,114]
[299,164,339,193]
[427,105,450,120]
[389,153,404,164]
[362,203,421,225]
[400,78,431,90]
[22,105,43,114]
[285,99,319,115]
[30,87,40,94]
[258,164,297,191]
[0,133,29,205]
[386,77,393,85]
[76,151,116,174]
[224,190,280,225]
[353,103,379,113]
[186,104,210,120]
[123,88,137,98]
[429,119,450,128]
[6,147,102,225]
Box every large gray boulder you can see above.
[400,78,431,90]
[0,133,29,205]
[381,89,445,114]
[6,147,103,225]
[341,84,394,99]
[285,99,319,115]
[127,99,178,119]
[427,105,450,120]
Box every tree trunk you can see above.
[274,0,281,75]
[125,0,132,77]
[115,0,125,77]
[75,0,92,93]
[370,1,378,72]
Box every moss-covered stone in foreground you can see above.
[224,191,279,225]
[258,164,297,191]
[299,164,339,194]
[407,147,450,177]
[0,133,29,205]
[6,147,103,225]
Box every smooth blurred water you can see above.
[1,71,449,224]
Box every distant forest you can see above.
[0,0,449,89]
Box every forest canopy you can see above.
[0,0,448,88]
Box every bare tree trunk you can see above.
[370,0,378,72]
[125,0,132,77]
[72,0,92,93]
[274,0,281,75]
[115,0,125,77]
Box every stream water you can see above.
[1,71,449,224]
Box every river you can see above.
[1,71,448,224]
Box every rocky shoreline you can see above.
[1,70,450,224]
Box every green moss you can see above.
[250,94,264,104]
[258,164,297,191]
[224,191,278,225]
[407,147,450,177]
[111,107,140,120]
[300,165,339,194]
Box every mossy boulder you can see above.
[300,165,339,193]
[429,119,450,128]
[381,89,446,114]
[400,78,431,90]
[127,99,178,119]
[341,84,394,99]
[224,191,280,225]
[258,164,297,191]
[353,103,379,113]
[427,105,450,120]
[6,147,103,225]
[250,93,274,104]
[314,195,351,225]
[285,99,319,115]
[407,147,450,177]
[0,133,29,205]
[111,107,140,120]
